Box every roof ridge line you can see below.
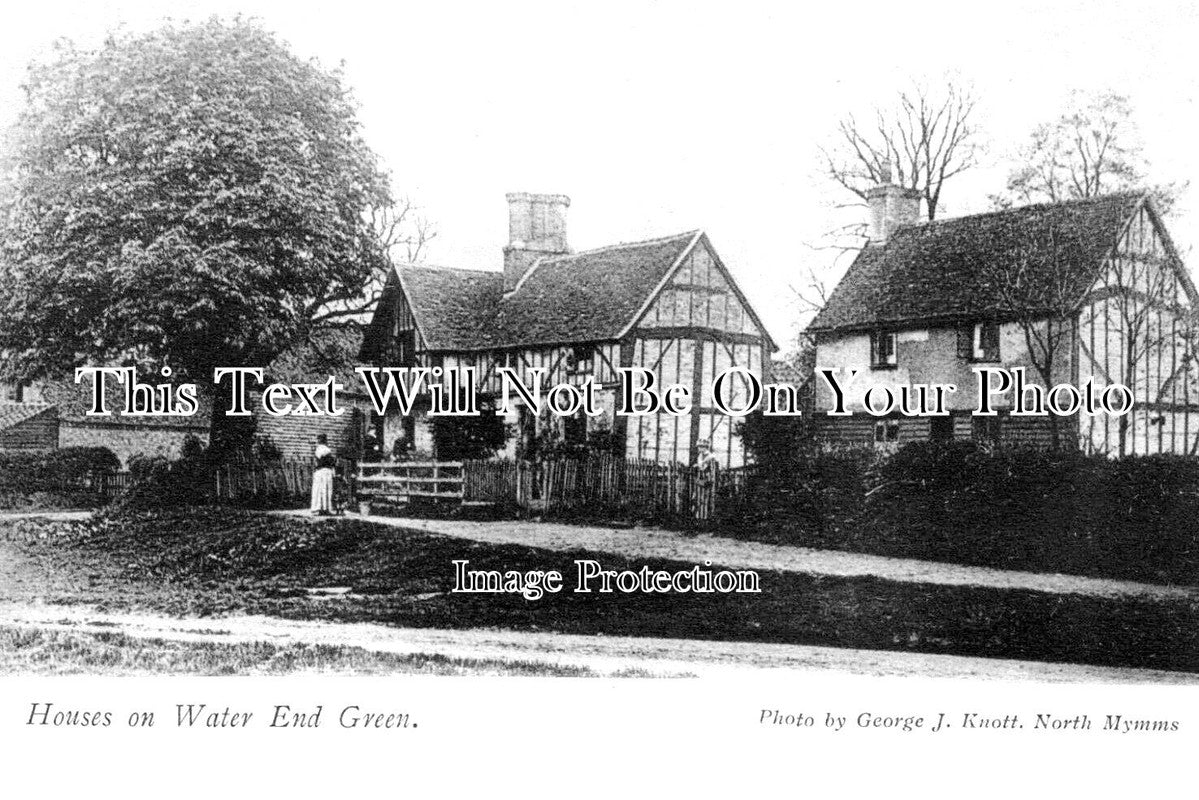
[536,229,702,264]
[900,191,1143,233]
[396,261,498,276]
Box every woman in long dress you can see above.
[310,434,335,515]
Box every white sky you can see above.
[3,0,1198,352]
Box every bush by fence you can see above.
[0,447,120,491]
[214,459,316,507]
[722,440,1199,586]
[0,446,120,510]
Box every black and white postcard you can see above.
[0,1,1196,795]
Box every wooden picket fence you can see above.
[458,454,750,522]
[94,471,134,497]
[213,459,350,504]
[201,455,753,521]
[462,459,521,503]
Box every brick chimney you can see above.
[865,163,921,243]
[503,192,571,293]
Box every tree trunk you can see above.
[206,380,258,464]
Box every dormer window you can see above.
[870,330,897,369]
[958,322,1000,362]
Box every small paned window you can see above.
[959,322,999,361]
[871,331,898,368]
[973,322,1000,361]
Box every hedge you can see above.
[724,441,1199,586]
[0,447,120,492]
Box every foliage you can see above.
[253,436,283,463]
[0,447,119,492]
[535,423,624,460]
[0,18,393,453]
[737,409,814,471]
[0,447,118,509]
[728,439,1199,586]
[45,446,121,476]
[107,440,213,516]
[723,419,875,536]
[430,395,510,461]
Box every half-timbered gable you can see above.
[1078,200,1199,455]
[360,194,777,466]
[626,237,771,467]
[809,184,1199,455]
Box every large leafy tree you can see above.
[0,18,392,451]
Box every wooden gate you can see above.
[357,461,464,502]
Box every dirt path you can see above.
[2,601,1194,683]
[279,511,1199,601]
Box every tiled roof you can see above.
[494,231,700,346]
[399,265,504,350]
[809,192,1152,333]
[0,402,55,431]
[398,231,700,351]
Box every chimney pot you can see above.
[879,159,893,184]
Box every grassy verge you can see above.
[0,625,595,676]
[3,509,1198,674]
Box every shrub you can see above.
[732,439,1199,585]
[107,443,214,516]
[50,446,122,476]
[0,447,120,493]
[431,395,510,460]
[737,410,815,472]
[253,436,282,462]
[717,445,876,541]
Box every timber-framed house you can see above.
[360,193,777,467]
[808,178,1199,456]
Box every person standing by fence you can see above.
[310,434,335,515]
[693,439,720,521]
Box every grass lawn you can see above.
[0,625,596,676]
[2,508,1198,674]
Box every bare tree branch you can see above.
[821,78,980,221]
[998,90,1187,215]
[308,196,438,326]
